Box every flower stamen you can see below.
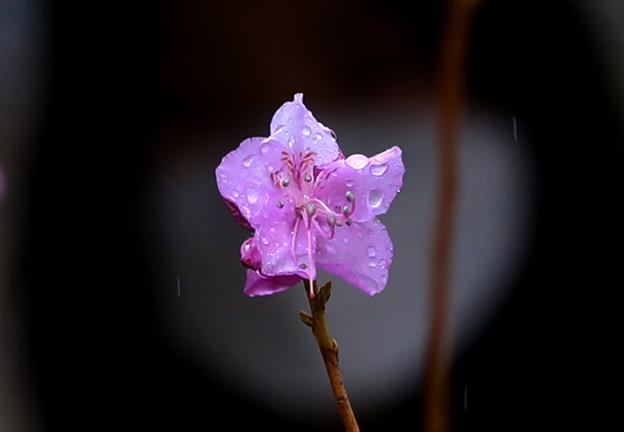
[291,215,300,262]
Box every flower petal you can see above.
[253,211,317,281]
[270,93,341,166]
[317,146,404,222]
[216,137,286,229]
[316,218,393,295]
[243,269,301,297]
[240,237,262,270]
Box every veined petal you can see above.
[317,146,404,222]
[243,269,301,297]
[216,137,286,229]
[316,218,393,295]
[253,211,317,280]
[270,93,341,166]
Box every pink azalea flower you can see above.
[216,94,404,297]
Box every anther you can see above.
[342,205,351,215]
[345,217,353,226]
[327,215,336,226]
[281,178,290,187]
[345,190,354,202]
[299,263,308,269]
[276,200,284,209]
[306,203,317,217]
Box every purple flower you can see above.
[216,94,404,297]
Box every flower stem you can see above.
[300,280,360,432]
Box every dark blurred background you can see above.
[1,0,622,430]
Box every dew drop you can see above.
[368,189,383,208]
[266,164,274,173]
[260,143,271,154]
[345,180,355,187]
[242,155,254,167]
[370,163,388,176]
[368,261,377,268]
[325,244,337,255]
[232,190,239,198]
[343,237,349,244]
[261,237,269,246]
[302,126,311,136]
[367,246,377,257]
[379,259,387,269]
[313,133,322,142]
[247,188,259,204]
[345,154,369,170]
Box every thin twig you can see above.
[300,280,360,432]
[426,1,481,432]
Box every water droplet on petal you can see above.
[367,246,377,257]
[288,136,296,149]
[266,164,274,173]
[260,143,271,154]
[343,237,349,244]
[346,154,369,170]
[345,180,354,187]
[232,190,239,198]
[261,237,269,245]
[368,189,383,208]
[368,261,377,268]
[379,259,387,269]
[325,244,337,255]
[247,188,259,204]
[313,133,322,142]
[370,163,388,176]
[242,155,254,167]
[329,130,337,141]
[302,126,311,136]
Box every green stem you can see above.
[300,280,360,432]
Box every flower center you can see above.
[271,150,355,297]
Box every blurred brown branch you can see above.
[425,1,482,432]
